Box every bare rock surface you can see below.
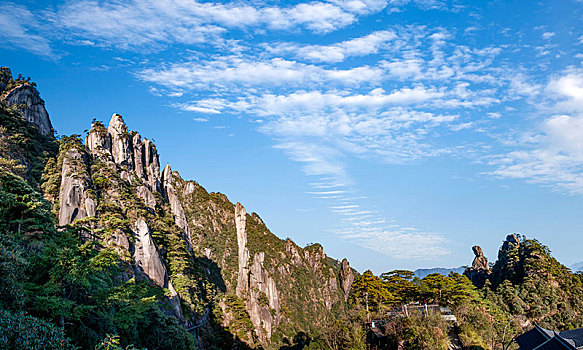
[235,202,250,297]
[248,252,281,342]
[133,218,167,287]
[132,218,184,322]
[464,245,491,288]
[58,148,95,225]
[162,164,192,244]
[0,67,52,135]
[339,258,355,301]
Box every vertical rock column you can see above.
[235,202,250,297]
[58,148,96,225]
[133,218,184,322]
[161,164,192,244]
[339,258,355,302]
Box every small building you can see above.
[515,323,583,349]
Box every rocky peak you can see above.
[339,258,354,301]
[86,122,112,156]
[464,245,491,288]
[304,244,326,273]
[107,114,133,169]
[0,67,52,135]
[471,245,489,270]
[501,234,520,253]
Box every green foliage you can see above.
[488,235,583,330]
[219,295,255,341]
[0,308,74,350]
[349,270,394,313]
[389,312,450,350]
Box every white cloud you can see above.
[50,0,369,50]
[138,57,384,88]
[270,30,397,63]
[490,70,583,194]
[0,3,56,57]
[542,32,555,40]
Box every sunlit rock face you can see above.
[235,202,250,298]
[0,67,52,135]
[464,245,491,288]
[340,258,355,301]
[58,148,95,226]
[162,164,191,244]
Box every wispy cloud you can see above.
[490,69,583,194]
[0,3,56,58]
[50,0,383,51]
[268,30,397,63]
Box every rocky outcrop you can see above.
[471,246,489,270]
[133,218,168,287]
[235,202,250,297]
[58,148,95,225]
[132,218,184,322]
[107,114,133,169]
[0,67,52,135]
[339,258,354,301]
[464,245,491,288]
[285,239,303,267]
[86,122,111,158]
[85,115,163,209]
[248,252,281,342]
[501,234,520,254]
[161,165,191,244]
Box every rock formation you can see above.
[0,67,52,135]
[133,218,184,322]
[464,245,491,288]
[501,234,520,254]
[58,148,95,225]
[339,258,355,301]
[235,202,250,297]
[248,252,281,342]
[161,164,191,244]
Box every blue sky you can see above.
[1,0,583,273]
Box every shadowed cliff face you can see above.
[0,67,52,135]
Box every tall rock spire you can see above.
[107,114,133,169]
[161,164,192,245]
[235,202,250,297]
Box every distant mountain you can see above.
[413,266,467,279]
[571,261,583,272]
